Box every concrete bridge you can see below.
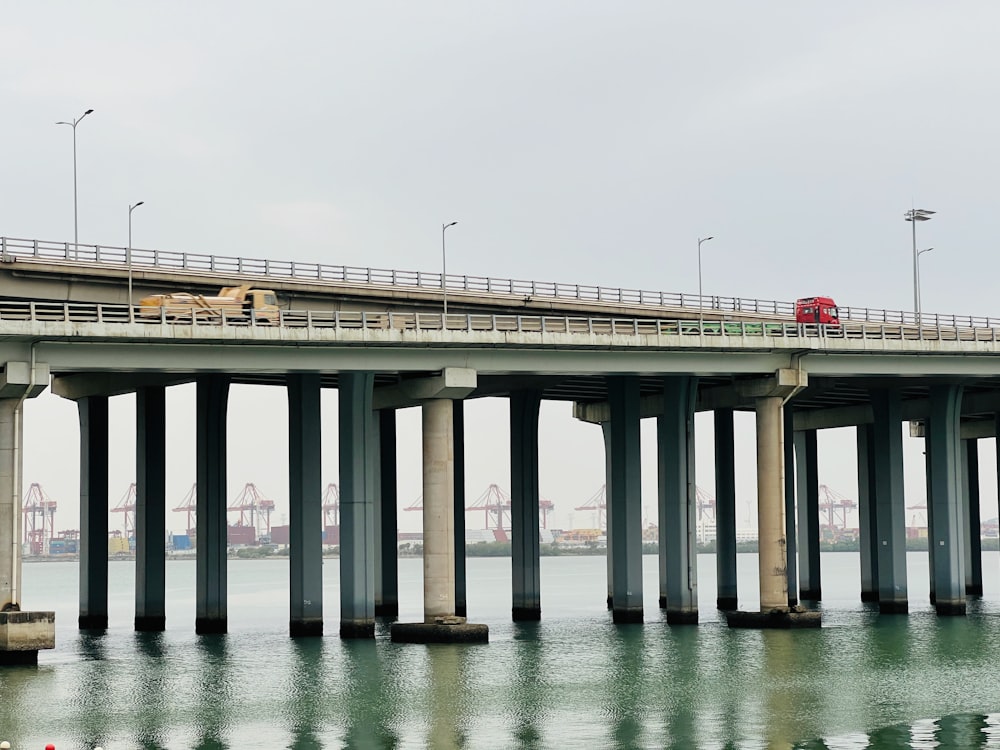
[2,236,1000,659]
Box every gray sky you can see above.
[5,2,999,535]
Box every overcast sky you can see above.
[4,2,999,537]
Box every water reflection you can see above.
[194,636,232,749]
[340,639,400,748]
[132,631,169,749]
[74,632,111,749]
[604,624,645,747]
[511,623,548,749]
[426,645,470,750]
[286,638,326,749]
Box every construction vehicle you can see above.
[138,284,280,323]
[795,296,840,325]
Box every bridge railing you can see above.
[2,236,999,331]
[0,299,997,343]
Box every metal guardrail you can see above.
[6,236,996,330]
[0,300,998,344]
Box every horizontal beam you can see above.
[373,368,477,410]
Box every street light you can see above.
[904,208,935,317]
[697,236,714,327]
[916,247,933,318]
[442,221,457,319]
[128,201,145,307]
[55,108,95,260]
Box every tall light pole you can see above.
[904,208,935,316]
[128,201,145,306]
[442,221,457,318]
[55,108,95,260]
[916,247,933,318]
[697,236,714,327]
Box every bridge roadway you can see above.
[1,240,999,657]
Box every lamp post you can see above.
[128,201,145,307]
[697,236,714,327]
[904,208,935,317]
[916,247,933,318]
[55,108,95,260]
[442,221,457,319]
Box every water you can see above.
[3,552,1000,748]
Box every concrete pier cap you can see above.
[390,616,489,644]
[724,606,822,629]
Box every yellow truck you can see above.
[138,284,280,323]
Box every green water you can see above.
[2,553,1000,748]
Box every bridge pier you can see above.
[607,376,643,624]
[79,395,110,631]
[453,401,467,619]
[287,374,323,636]
[870,388,908,614]
[135,385,167,632]
[795,428,821,601]
[0,363,54,664]
[196,375,230,634]
[857,424,879,603]
[657,376,698,624]
[714,409,738,611]
[783,408,798,606]
[375,408,399,618]
[961,439,983,597]
[510,390,542,621]
[339,372,376,639]
[926,384,966,616]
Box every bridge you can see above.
[0,236,998,657]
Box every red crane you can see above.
[818,484,858,539]
[404,484,554,530]
[227,483,276,538]
[172,483,197,534]
[22,483,56,555]
[322,483,340,527]
[111,483,136,538]
[575,484,607,531]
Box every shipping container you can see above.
[172,534,191,551]
[270,525,290,545]
[323,525,340,545]
[108,537,130,555]
[227,524,256,546]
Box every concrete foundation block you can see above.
[290,619,323,637]
[391,620,489,644]
[724,606,822,629]
[0,611,55,661]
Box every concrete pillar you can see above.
[755,396,787,611]
[375,409,399,617]
[714,409,737,610]
[135,385,167,632]
[795,429,821,600]
[195,375,229,634]
[79,395,109,630]
[869,388,908,614]
[453,401,467,618]
[287,374,323,636]
[783,408,798,606]
[962,439,983,597]
[657,376,698,624]
[607,376,643,624]
[510,390,542,621]
[602,422,613,609]
[856,424,879,602]
[339,372,376,638]
[422,398,457,621]
[926,384,966,616]
[0,400,20,614]
[0,365,55,664]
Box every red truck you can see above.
[795,296,839,325]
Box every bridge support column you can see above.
[714,409,737,610]
[196,375,229,634]
[288,374,323,636]
[857,424,879,602]
[608,376,643,624]
[375,409,399,617]
[657,376,697,623]
[926,384,966,616]
[756,396,788,612]
[453,401,467,619]
[511,390,542,621]
[962,439,983,597]
[79,395,109,630]
[0,364,55,664]
[784,408,798,606]
[795,429,821,601]
[870,389,908,613]
[392,396,487,643]
[339,372,376,638]
[602,422,613,609]
[135,386,167,632]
